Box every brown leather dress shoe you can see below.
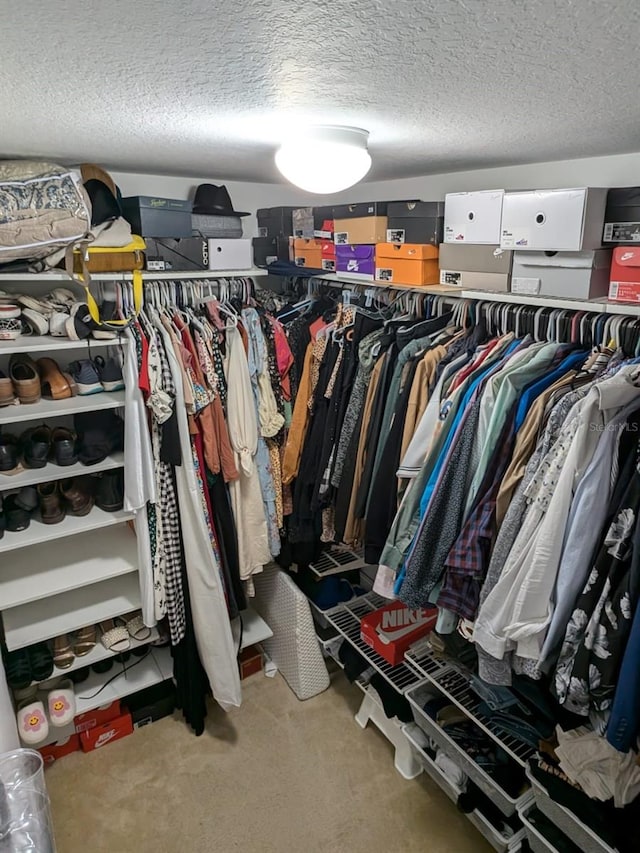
[60,477,94,516]
[9,355,41,404]
[36,358,72,400]
[37,482,66,525]
[0,370,15,407]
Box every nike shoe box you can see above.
[80,712,133,752]
[74,700,121,734]
[360,601,437,666]
[39,734,81,766]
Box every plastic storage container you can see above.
[527,769,619,853]
[0,749,56,852]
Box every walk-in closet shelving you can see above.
[0,390,126,426]
[1,452,125,491]
[0,269,269,283]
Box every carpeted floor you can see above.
[47,670,491,853]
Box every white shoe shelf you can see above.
[0,390,125,426]
[0,451,125,491]
[0,280,172,753]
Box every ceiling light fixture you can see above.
[275,125,372,194]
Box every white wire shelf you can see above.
[0,452,124,491]
[0,389,125,426]
[308,546,367,579]
[404,645,535,766]
[4,572,142,652]
[324,593,423,693]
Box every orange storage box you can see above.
[293,238,322,269]
[375,243,439,286]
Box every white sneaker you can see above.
[49,311,70,337]
[21,308,49,335]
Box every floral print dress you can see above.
[553,446,640,716]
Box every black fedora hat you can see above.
[192,184,249,217]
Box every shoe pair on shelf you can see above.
[17,290,118,342]
[15,678,76,744]
[38,470,125,525]
[0,470,124,534]
[0,426,78,473]
[0,355,124,407]
[68,356,124,396]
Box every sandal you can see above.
[73,625,96,657]
[120,611,151,642]
[53,635,75,669]
[99,619,131,653]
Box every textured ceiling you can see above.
[2,0,640,183]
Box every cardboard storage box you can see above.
[603,187,640,245]
[313,205,334,238]
[360,601,437,666]
[511,250,612,299]
[293,238,323,269]
[74,700,121,734]
[207,238,252,271]
[334,216,388,245]
[321,240,336,272]
[387,201,444,245]
[122,196,193,239]
[80,712,133,752]
[332,201,392,218]
[444,190,504,244]
[144,237,207,271]
[252,236,289,268]
[335,244,375,279]
[609,247,640,303]
[124,679,177,729]
[375,243,439,286]
[293,207,314,238]
[438,243,513,291]
[39,734,81,766]
[501,188,608,251]
[256,207,295,238]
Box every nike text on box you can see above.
[360,601,437,666]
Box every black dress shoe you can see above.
[22,425,51,469]
[94,469,124,512]
[51,427,78,466]
[0,433,19,472]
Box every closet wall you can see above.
[112,148,640,236]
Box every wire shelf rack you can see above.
[308,547,367,578]
[325,594,422,693]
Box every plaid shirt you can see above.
[438,411,517,619]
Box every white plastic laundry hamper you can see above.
[252,565,330,700]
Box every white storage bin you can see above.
[519,802,564,853]
[500,188,608,251]
[444,190,505,244]
[406,682,529,817]
[403,724,524,853]
[207,238,252,270]
[527,769,619,853]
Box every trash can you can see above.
[0,749,55,852]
